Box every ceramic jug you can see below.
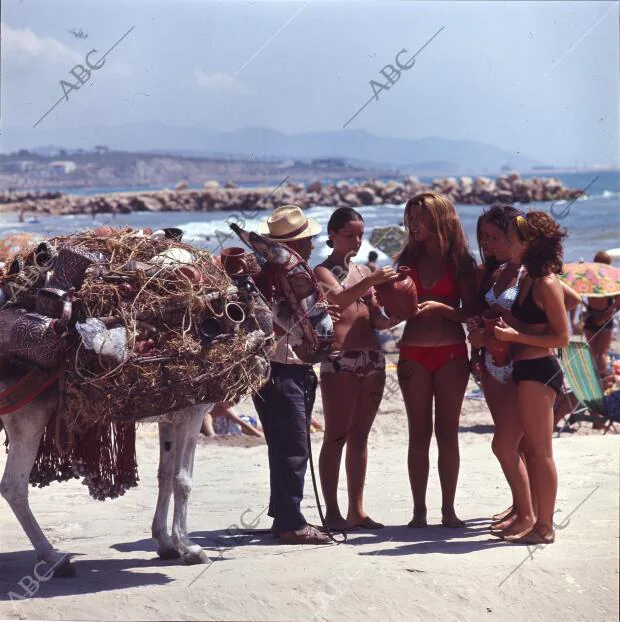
[375,266,419,320]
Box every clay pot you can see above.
[375,266,418,320]
[199,317,223,346]
[94,225,115,238]
[224,302,245,330]
[221,247,249,276]
[482,310,510,366]
[163,227,183,241]
[482,309,502,335]
[172,264,203,285]
[487,338,510,366]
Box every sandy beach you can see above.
[0,362,618,622]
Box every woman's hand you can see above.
[467,328,487,349]
[494,318,520,342]
[415,300,447,319]
[326,304,342,324]
[368,266,400,287]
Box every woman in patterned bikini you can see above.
[390,192,477,529]
[314,207,400,531]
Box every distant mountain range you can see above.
[1,124,540,175]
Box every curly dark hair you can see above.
[513,211,566,278]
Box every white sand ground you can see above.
[0,370,618,622]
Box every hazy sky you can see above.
[1,0,618,167]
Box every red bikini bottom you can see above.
[399,343,468,374]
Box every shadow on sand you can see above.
[0,550,173,602]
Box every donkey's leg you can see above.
[0,406,75,577]
[152,420,180,559]
[171,405,211,565]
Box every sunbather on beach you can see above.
[314,207,399,531]
[581,251,620,376]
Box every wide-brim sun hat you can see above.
[257,205,322,241]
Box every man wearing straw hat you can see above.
[252,205,332,545]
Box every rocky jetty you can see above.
[0,174,584,216]
[0,190,63,204]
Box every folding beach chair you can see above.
[557,340,619,434]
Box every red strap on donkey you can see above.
[0,369,59,415]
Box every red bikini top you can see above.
[408,262,459,300]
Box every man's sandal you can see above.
[278,525,331,544]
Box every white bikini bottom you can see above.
[484,350,513,384]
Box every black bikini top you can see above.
[511,282,549,325]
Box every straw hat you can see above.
[257,205,322,241]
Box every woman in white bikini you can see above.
[469,205,535,537]
[469,205,581,538]
[314,207,400,531]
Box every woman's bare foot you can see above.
[325,515,350,531]
[492,505,514,522]
[407,513,428,528]
[500,516,535,538]
[441,509,465,528]
[504,523,555,544]
[490,513,517,532]
[347,514,385,530]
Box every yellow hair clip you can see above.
[516,215,536,243]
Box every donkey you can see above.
[0,367,213,576]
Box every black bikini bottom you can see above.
[512,356,563,394]
[583,316,613,333]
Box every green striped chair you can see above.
[558,340,618,434]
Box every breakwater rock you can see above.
[0,174,584,216]
[0,190,63,204]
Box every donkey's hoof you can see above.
[181,547,211,565]
[53,559,76,578]
[157,546,182,560]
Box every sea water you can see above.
[1,171,618,267]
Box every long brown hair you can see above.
[513,211,566,278]
[397,192,475,274]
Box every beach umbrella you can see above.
[559,262,620,297]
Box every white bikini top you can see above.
[484,265,524,310]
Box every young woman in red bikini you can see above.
[493,211,569,545]
[314,207,400,531]
[392,192,477,528]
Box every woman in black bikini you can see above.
[314,208,400,531]
[494,211,569,545]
